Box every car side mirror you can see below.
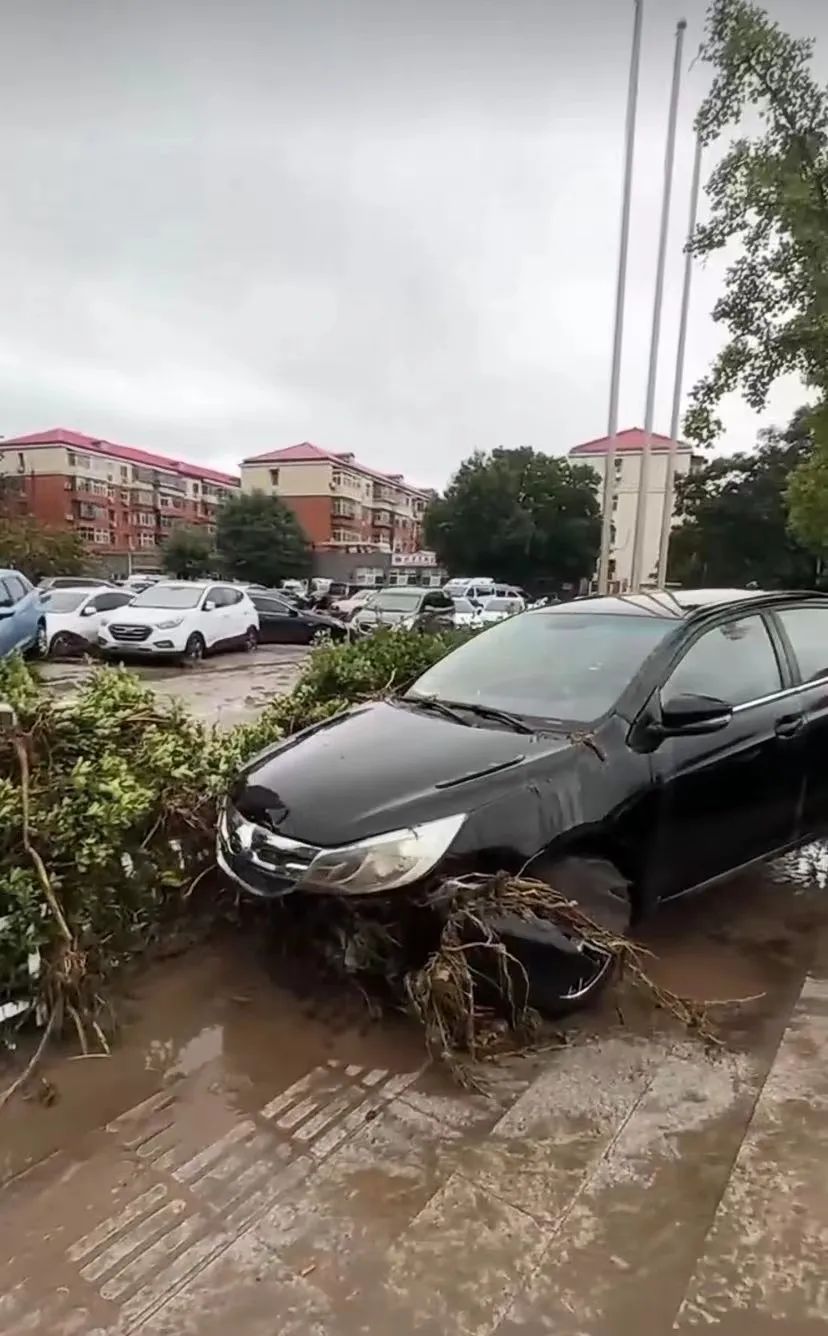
[81,605,97,617]
[659,692,733,736]
[203,600,216,611]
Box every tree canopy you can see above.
[423,447,601,590]
[0,516,87,581]
[216,491,311,586]
[667,409,819,588]
[685,0,828,449]
[161,524,215,580]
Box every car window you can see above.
[131,584,203,609]
[777,606,828,683]
[5,575,27,602]
[253,597,290,615]
[408,610,675,724]
[204,586,226,607]
[44,589,88,612]
[94,592,133,611]
[453,598,474,614]
[664,615,782,707]
[0,578,16,608]
[222,587,243,605]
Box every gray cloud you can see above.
[1,0,824,487]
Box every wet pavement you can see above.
[38,645,310,728]
[2,854,827,1334]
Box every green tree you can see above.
[668,410,818,587]
[785,403,828,557]
[161,524,214,579]
[423,448,601,590]
[216,491,311,586]
[0,516,87,581]
[685,0,828,447]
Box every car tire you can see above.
[49,630,75,658]
[31,621,49,658]
[480,856,632,1018]
[309,628,328,646]
[243,626,258,652]
[183,632,206,664]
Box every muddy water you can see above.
[3,850,825,1190]
[38,644,309,727]
[1,856,826,1335]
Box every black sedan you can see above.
[219,589,828,1012]
[249,590,348,645]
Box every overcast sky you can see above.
[1,0,825,488]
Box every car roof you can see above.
[543,588,828,621]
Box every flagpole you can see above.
[656,128,702,587]
[629,18,686,591]
[597,0,643,594]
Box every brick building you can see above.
[239,442,429,555]
[0,428,239,573]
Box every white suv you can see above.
[97,581,259,662]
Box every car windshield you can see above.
[130,585,203,609]
[365,589,423,612]
[43,590,88,612]
[407,610,675,724]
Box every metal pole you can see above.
[656,128,702,588]
[629,18,686,591]
[597,0,643,594]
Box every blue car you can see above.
[0,569,45,659]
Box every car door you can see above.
[202,585,230,648]
[0,578,20,656]
[255,598,300,643]
[645,610,803,900]
[221,587,248,643]
[772,602,828,840]
[5,575,38,651]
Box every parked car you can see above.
[41,587,135,656]
[351,586,456,635]
[330,588,377,621]
[443,577,496,602]
[97,581,259,662]
[249,590,348,644]
[450,596,480,628]
[38,576,116,592]
[476,594,525,624]
[0,570,45,658]
[219,588,828,1014]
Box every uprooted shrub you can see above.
[0,629,467,1052]
[0,657,233,1062]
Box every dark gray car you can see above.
[350,586,455,635]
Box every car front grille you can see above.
[218,803,319,897]
[109,624,152,642]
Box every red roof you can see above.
[569,427,689,456]
[2,427,240,488]
[242,441,428,494]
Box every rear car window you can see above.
[665,615,782,707]
[777,606,828,683]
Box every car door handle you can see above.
[775,714,805,739]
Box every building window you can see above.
[93,530,111,545]
[269,468,280,485]
[120,466,129,481]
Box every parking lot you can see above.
[38,644,311,729]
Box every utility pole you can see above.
[629,18,686,591]
[656,129,703,588]
[597,0,643,594]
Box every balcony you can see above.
[372,511,392,528]
[332,499,359,520]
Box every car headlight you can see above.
[301,813,465,895]
[157,617,185,630]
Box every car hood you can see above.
[352,607,411,626]
[232,699,574,846]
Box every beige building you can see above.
[240,442,428,554]
[569,428,702,589]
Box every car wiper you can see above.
[400,694,474,726]
[441,700,537,734]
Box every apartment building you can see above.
[0,428,239,571]
[240,442,429,554]
[568,427,703,589]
